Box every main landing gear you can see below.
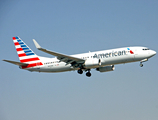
[77,69,91,77]
[77,69,83,74]
[86,71,91,77]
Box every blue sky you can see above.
[0,0,158,120]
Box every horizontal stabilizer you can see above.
[2,59,28,66]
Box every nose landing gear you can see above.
[139,58,148,67]
[140,62,143,67]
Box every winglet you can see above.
[33,39,41,49]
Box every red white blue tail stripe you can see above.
[13,36,43,68]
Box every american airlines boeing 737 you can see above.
[3,36,156,77]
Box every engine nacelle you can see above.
[96,65,115,72]
[84,59,101,68]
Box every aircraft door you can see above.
[125,48,135,62]
[134,48,140,61]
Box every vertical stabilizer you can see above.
[12,36,43,68]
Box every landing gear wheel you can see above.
[86,72,91,77]
[77,69,83,74]
[140,63,143,67]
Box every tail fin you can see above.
[12,36,43,68]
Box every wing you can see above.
[3,59,28,66]
[33,39,85,66]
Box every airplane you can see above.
[3,36,156,77]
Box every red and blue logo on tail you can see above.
[13,36,43,68]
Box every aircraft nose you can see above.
[151,50,156,56]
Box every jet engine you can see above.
[96,65,115,72]
[84,59,101,68]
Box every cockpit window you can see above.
[142,48,149,50]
